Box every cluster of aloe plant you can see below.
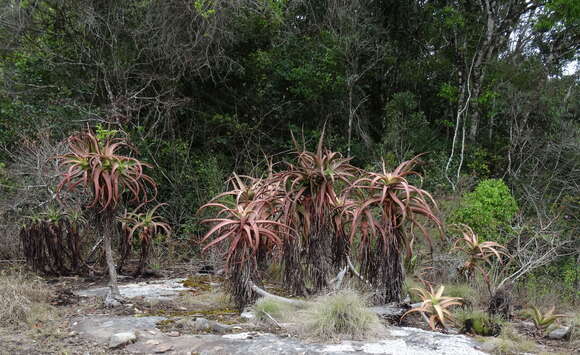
[20,207,86,275]
[200,132,442,309]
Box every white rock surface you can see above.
[548,326,571,340]
[76,278,188,300]
[108,332,137,348]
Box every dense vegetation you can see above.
[0,0,577,315]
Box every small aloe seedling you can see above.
[524,306,566,333]
[402,285,463,331]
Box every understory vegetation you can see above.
[0,0,578,352]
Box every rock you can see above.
[478,338,500,353]
[72,315,166,345]
[548,326,571,340]
[108,332,137,348]
[104,292,123,308]
[166,331,180,337]
[370,302,421,319]
[175,317,230,333]
[209,321,231,334]
[193,317,210,330]
[240,309,255,320]
[153,344,174,353]
[76,278,188,301]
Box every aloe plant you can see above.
[118,203,171,276]
[57,129,156,300]
[524,305,566,333]
[199,198,293,309]
[342,156,442,303]
[402,285,463,331]
[450,223,508,286]
[20,207,86,275]
[273,130,358,294]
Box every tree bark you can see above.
[102,210,121,298]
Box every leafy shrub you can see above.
[451,179,518,243]
[303,289,382,340]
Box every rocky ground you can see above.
[0,268,576,355]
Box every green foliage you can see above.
[454,309,503,336]
[451,179,518,243]
[444,283,479,308]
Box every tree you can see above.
[57,129,156,301]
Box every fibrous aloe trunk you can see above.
[361,232,404,304]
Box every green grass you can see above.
[253,297,298,323]
[444,283,479,307]
[302,289,383,340]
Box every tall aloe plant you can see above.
[199,191,292,309]
[57,129,156,301]
[273,131,357,294]
[343,156,442,303]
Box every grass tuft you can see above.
[478,323,537,355]
[253,297,297,323]
[0,270,54,328]
[302,289,383,340]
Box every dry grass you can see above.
[176,289,233,310]
[0,269,55,328]
[478,323,537,354]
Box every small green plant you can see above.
[451,179,518,243]
[303,289,382,340]
[454,309,503,336]
[402,285,463,331]
[524,305,566,333]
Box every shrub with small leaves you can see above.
[451,179,518,243]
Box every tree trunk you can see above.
[102,211,121,298]
[135,240,150,276]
